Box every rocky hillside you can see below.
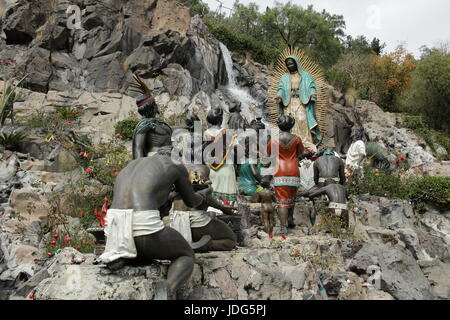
[0,0,449,300]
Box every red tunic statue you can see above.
[267,135,304,208]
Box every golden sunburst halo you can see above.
[267,47,329,138]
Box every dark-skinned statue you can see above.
[228,101,249,130]
[170,164,237,252]
[251,176,275,235]
[267,115,304,236]
[275,56,319,152]
[309,178,348,228]
[99,146,211,300]
[313,149,346,187]
[130,75,173,159]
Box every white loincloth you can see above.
[169,211,193,244]
[99,209,165,263]
[169,210,212,244]
[319,177,340,183]
[189,210,212,228]
[328,202,348,216]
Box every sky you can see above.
[204,0,450,57]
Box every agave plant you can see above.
[0,76,26,127]
[0,131,27,151]
[365,142,384,161]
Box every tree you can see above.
[260,1,345,67]
[404,50,450,133]
[371,37,385,55]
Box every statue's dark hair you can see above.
[261,175,272,188]
[136,94,158,118]
[277,115,295,132]
[352,128,365,142]
[207,107,224,126]
[250,118,266,131]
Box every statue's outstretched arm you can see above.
[308,187,326,199]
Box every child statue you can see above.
[251,176,275,235]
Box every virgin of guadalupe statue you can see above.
[268,48,328,153]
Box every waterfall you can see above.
[219,42,259,122]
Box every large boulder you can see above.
[349,242,436,300]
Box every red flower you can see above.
[79,211,85,216]
[53,233,59,239]
[295,250,300,255]
[114,172,119,176]
[112,169,117,172]
[85,168,92,174]
[63,237,71,243]
[54,120,59,124]
[47,253,53,257]
[115,133,123,139]
[400,157,405,161]
[82,240,87,244]
[50,241,56,245]
[395,160,400,165]
[90,239,95,243]
[67,120,73,125]
[29,293,36,300]
[75,246,81,250]
[269,234,273,239]
[281,235,287,240]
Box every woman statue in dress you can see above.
[203,107,238,207]
[276,56,321,152]
[267,115,304,236]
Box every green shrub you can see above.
[406,176,450,212]
[326,68,351,92]
[55,107,83,121]
[205,21,280,65]
[347,166,406,199]
[114,118,139,140]
[347,166,450,212]
[0,131,26,151]
[401,113,450,158]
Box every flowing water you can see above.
[219,42,259,123]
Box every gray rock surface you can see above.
[350,242,436,300]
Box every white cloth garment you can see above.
[169,211,193,244]
[99,209,165,264]
[319,177,340,183]
[169,210,212,244]
[328,202,348,216]
[299,159,315,190]
[189,210,212,228]
[345,140,366,169]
